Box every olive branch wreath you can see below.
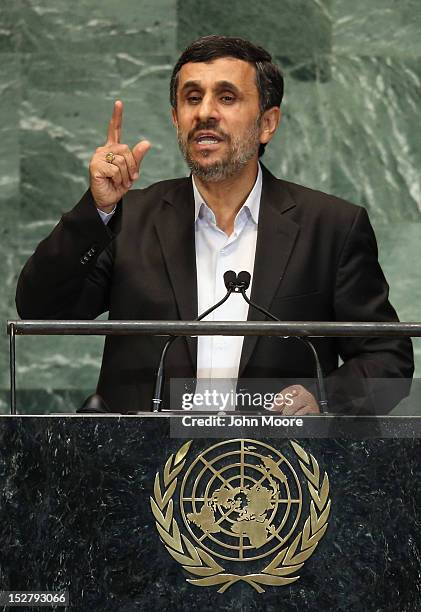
[150,440,330,594]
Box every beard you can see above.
[177,117,262,182]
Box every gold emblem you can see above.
[150,439,330,593]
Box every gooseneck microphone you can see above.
[235,270,329,413]
[151,270,238,412]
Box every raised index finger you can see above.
[106,100,123,145]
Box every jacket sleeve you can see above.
[16,191,119,320]
[326,206,414,413]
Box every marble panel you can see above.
[0,54,20,236]
[329,56,421,223]
[0,0,21,52]
[13,334,104,393]
[263,57,332,194]
[0,205,20,405]
[0,389,90,415]
[333,0,421,56]
[0,55,20,394]
[177,0,332,58]
[20,0,176,55]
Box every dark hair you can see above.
[170,35,284,157]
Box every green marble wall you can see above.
[1,0,420,413]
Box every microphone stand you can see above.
[151,269,329,413]
[236,272,329,413]
[151,271,237,412]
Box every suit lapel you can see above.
[155,179,198,369]
[239,166,300,375]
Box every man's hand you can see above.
[269,385,320,415]
[89,100,151,212]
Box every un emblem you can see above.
[150,439,331,593]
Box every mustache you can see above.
[187,123,229,143]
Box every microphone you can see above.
[234,270,329,413]
[223,270,237,291]
[151,270,238,412]
[224,270,251,293]
[236,270,251,291]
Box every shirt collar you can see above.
[192,163,262,225]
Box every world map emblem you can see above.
[150,439,331,593]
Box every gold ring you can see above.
[105,152,115,163]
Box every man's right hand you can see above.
[89,100,151,213]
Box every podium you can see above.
[3,319,420,608]
[1,414,421,610]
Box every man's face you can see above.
[172,58,265,182]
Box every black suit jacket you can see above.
[16,166,414,413]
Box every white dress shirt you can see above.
[193,164,262,380]
[97,163,262,381]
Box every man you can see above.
[16,36,413,414]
